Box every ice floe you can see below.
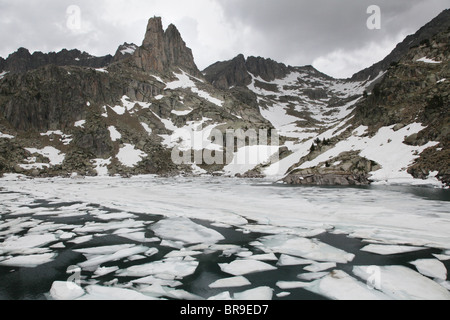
[151,217,224,244]
[0,253,56,268]
[0,234,57,254]
[260,234,355,263]
[304,262,336,273]
[117,259,199,278]
[50,281,85,300]
[77,285,156,300]
[277,254,314,266]
[219,259,277,276]
[361,244,426,255]
[233,286,273,300]
[297,272,329,281]
[78,245,149,270]
[409,259,447,280]
[353,266,450,300]
[305,270,389,300]
[276,281,309,290]
[208,276,251,289]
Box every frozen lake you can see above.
[0,175,449,300]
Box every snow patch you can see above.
[116,144,147,168]
[74,120,86,128]
[165,70,223,107]
[0,131,14,139]
[108,126,122,142]
[416,57,441,64]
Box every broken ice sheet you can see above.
[117,258,199,278]
[78,245,150,270]
[276,281,309,290]
[361,244,427,255]
[93,266,119,278]
[304,262,336,273]
[233,286,273,300]
[277,254,314,266]
[50,281,85,300]
[208,276,251,289]
[132,276,183,287]
[73,219,144,234]
[0,234,57,254]
[0,253,57,268]
[304,270,389,300]
[409,259,447,280]
[151,217,225,244]
[219,259,277,276]
[353,266,450,300]
[260,234,354,263]
[77,285,157,300]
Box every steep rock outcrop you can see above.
[0,65,127,131]
[203,54,252,90]
[204,54,292,90]
[133,17,200,76]
[113,43,138,63]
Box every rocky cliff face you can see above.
[203,54,293,90]
[133,17,200,76]
[113,43,138,63]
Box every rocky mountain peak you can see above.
[204,54,304,90]
[133,17,200,76]
[142,16,165,48]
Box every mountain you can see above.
[132,17,201,76]
[0,17,269,178]
[0,13,448,187]
[0,47,113,74]
[351,9,450,81]
[113,43,139,62]
[282,26,449,186]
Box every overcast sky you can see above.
[0,0,448,78]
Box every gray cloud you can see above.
[217,0,449,76]
[0,0,448,78]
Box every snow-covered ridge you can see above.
[165,70,224,107]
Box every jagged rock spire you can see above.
[133,17,200,76]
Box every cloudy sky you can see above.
[0,0,448,78]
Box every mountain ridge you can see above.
[0,13,448,187]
